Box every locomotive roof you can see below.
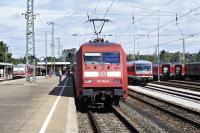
[82,42,122,47]
[153,62,184,66]
[79,38,123,49]
[127,60,152,64]
[171,62,183,65]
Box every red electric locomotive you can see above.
[75,38,128,106]
[127,60,153,85]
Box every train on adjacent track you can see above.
[75,38,128,106]
[185,62,200,79]
[127,60,153,85]
[126,61,200,83]
[152,62,200,80]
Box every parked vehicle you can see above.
[127,60,153,85]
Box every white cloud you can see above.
[0,0,200,58]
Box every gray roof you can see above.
[127,60,152,64]
[0,62,13,66]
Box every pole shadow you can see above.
[48,75,75,97]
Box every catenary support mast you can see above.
[24,0,36,84]
[47,22,55,74]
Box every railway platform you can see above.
[0,75,78,133]
[129,84,200,112]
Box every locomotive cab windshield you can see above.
[84,52,120,64]
[136,64,151,72]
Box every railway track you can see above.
[77,88,200,133]
[146,83,200,102]
[128,89,200,129]
[152,80,200,91]
[168,80,200,86]
[78,106,139,133]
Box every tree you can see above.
[160,50,166,62]
[135,52,140,60]
[170,52,180,62]
[0,41,12,63]
[126,54,135,61]
[196,50,200,62]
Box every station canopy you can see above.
[37,62,70,65]
[0,62,13,66]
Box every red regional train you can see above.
[13,64,46,78]
[75,38,128,106]
[13,64,33,78]
[153,62,185,80]
[127,60,153,85]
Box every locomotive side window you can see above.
[84,52,120,64]
[136,64,151,71]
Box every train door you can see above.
[174,65,182,79]
[127,64,135,84]
[162,64,170,79]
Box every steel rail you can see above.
[146,84,200,101]
[128,89,200,128]
[87,111,102,133]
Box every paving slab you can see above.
[0,76,78,133]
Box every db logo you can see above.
[99,71,107,77]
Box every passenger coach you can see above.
[75,39,128,106]
[185,62,200,79]
[127,60,153,85]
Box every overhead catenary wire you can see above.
[136,13,200,46]
[34,32,200,37]
[139,35,197,52]
[18,0,200,58]
[135,5,200,41]
[90,0,101,18]
[103,0,116,19]
[124,0,176,40]
[87,0,101,32]
[111,0,177,14]
[87,0,116,37]
[135,0,176,23]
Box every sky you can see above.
[0,0,200,58]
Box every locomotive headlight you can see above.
[84,79,93,83]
